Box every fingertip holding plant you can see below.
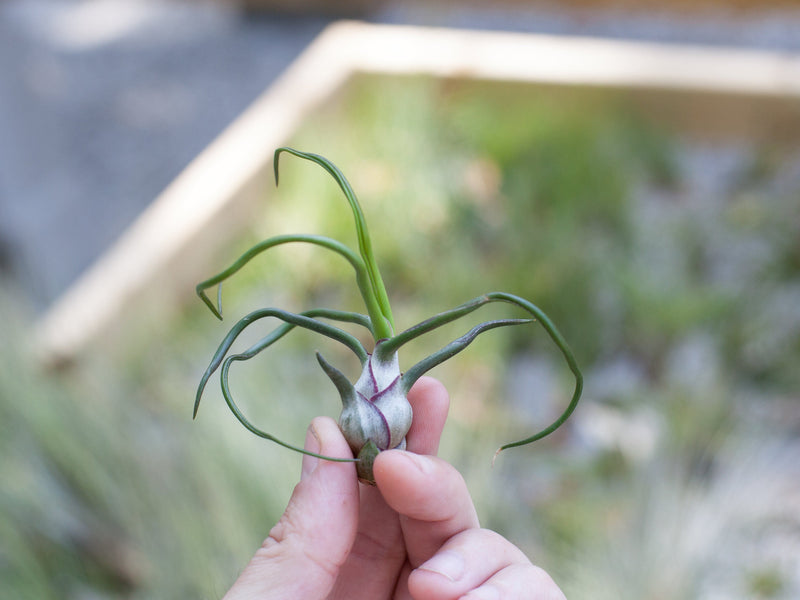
[194,147,583,485]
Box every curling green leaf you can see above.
[401,318,533,392]
[195,234,371,321]
[274,147,394,338]
[388,291,583,456]
[194,307,368,418]
[219,352,357,463]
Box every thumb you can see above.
[223,417,359,599]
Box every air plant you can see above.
[194,148,583,484]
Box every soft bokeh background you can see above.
[2,1,800,599]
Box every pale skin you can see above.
[223,377,566,600]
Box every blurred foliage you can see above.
[0,290,304,598]
[2,75,800,598]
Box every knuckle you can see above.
[255,515,341,583]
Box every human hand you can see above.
[223,377,566,600]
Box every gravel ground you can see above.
[0,0,330,309]
[1,0,799,310]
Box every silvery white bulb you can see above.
[317,340,413,483]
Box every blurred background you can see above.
[2,1,800,598]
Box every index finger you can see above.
[404,376,450,456]
[373,450,479,568]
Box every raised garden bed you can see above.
[35,21,800,365]
[21,20,800,597]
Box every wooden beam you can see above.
[34,21,800,365]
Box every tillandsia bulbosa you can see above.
[194,147,583,484]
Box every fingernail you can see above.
[398,450,435,475]
[418,550,465,582]
[301,423,321,480]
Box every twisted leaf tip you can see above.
[196,284,223,320]
[492,447,502,468]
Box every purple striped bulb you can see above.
[317,340,412,483]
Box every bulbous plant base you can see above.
[356,440,380,485]
[354,437,407,485]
